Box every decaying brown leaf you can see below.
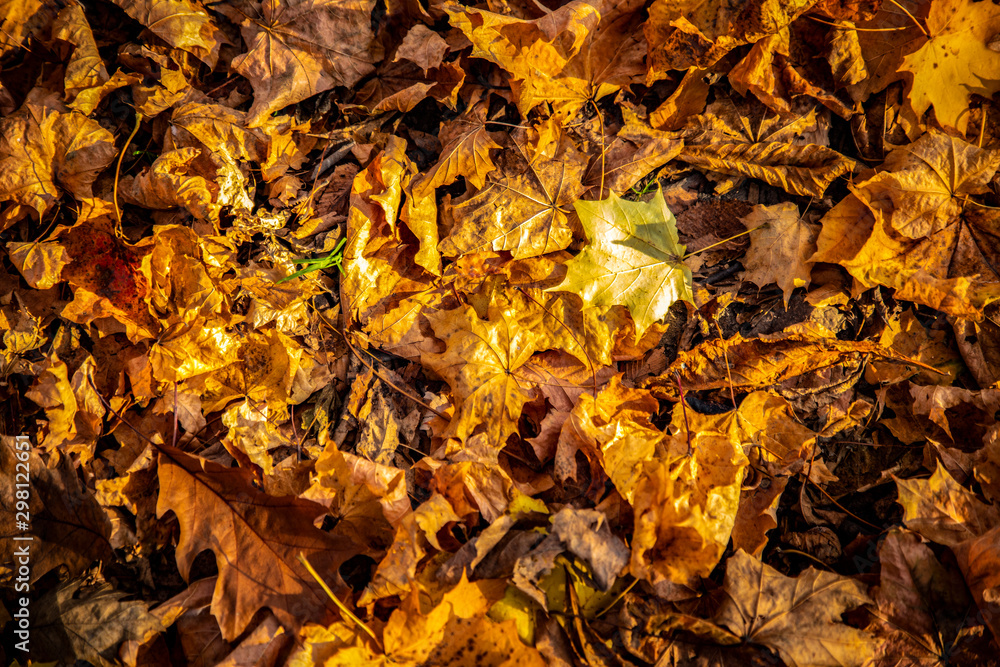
[31,578,162,665]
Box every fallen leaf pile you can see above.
[4,0,1000,664]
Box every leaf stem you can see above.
[888,0,929,37]
[114,110,142,232]
[675,370,693,456]
[681,224,766,260]
[298,553,383,651]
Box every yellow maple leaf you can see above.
[440,120,588,260]
[549,188,692,337]
[422,305,547,448]
[898,0,1000,133]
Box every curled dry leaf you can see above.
[678,141,855,198]
[111,0,226,67]
[642,330,924,399]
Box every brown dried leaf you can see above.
[869,528,990,666]
[0,436,114,582]
[811,132,1000,318]
[741,202,818,306]
[895,464,1000,644]
[678,140,855,198]
[644,0,817,78]
[715,550,876,667]
[221,0,376,125]
[156,445,358,640]
[642,331,918,398]
[32,579,162,665]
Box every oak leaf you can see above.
[715,550,877,667]
[156,445,358,640]
[549,188,692,337]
